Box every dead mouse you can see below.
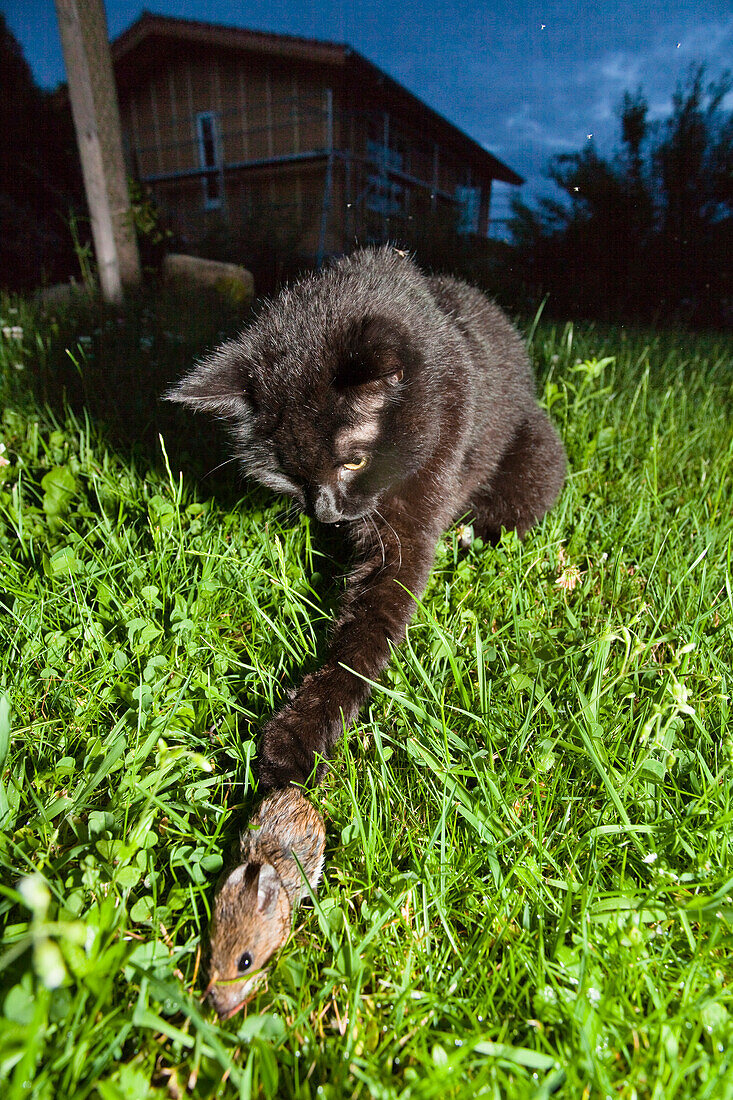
[206,787,326,1019]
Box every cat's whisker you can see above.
[365,513,386,571]
[346,516,393,599]
[372,494,429,531]
[358,514,389,579]
[167,394,239,404]
[373,509,402,574]
[285,499,304,524]
[202,455,241,478]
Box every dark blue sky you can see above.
[4,0,732,217]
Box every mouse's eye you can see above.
[342,455,369,472]
[237,951,253,973]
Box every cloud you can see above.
[503,108,579,152]
[647,98,674,122]
[599,53,643,87]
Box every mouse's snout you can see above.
[206,966,262,1019]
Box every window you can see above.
[366,175,404,216]
[366,131,406,216]
[455,185,481,235]
[366,139,403,174]
[196,112,222,209]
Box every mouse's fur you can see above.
[207,788,326,1019]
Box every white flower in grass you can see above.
[191,752,213,773]
[670,677,695,716]
[0,442,8,467]
[18,871,51,914]
[556,563,583,591]
[2,325,23,340]
[456,523,474,549]
[35,940,66,989]
[642,852,658,865]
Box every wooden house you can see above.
[112,12,523,262]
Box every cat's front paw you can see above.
[258,709,328,791]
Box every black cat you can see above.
[167,247,566,788]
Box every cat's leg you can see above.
[468,410,565,542]
[258,506,441,789]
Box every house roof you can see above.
[111,12,523,187]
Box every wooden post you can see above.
[55,0,141,303]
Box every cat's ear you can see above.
[334,317,408,390]
[164,340,254,417]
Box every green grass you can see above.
[1,290,732,1099]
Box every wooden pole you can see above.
[55,0,141,303]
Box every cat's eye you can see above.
[342,456,369,472]
[237,951,253,973]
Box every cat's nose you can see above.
[311,486,343,524]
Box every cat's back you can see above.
[426,274,533,393]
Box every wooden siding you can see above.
[117,37,506,257]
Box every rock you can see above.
[34,281,91,308]
[163,253,254,304]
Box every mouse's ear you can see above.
[256,863,282,916]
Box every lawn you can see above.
[1,288,732,1099]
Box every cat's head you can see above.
[166,294,438,523]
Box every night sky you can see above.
[4,0,732,219]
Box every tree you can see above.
[511,65,732,325]
[652,66,732,318]
[0,14,85,290]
